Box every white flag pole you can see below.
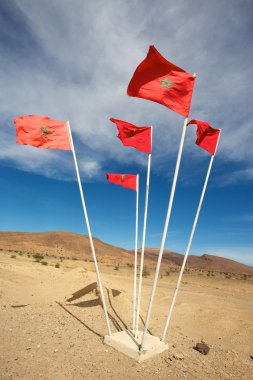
[132,174,139,331]
[135,126,152,337]
[161,129,221,342]
[67,121,112,336]
[140,116,188,351]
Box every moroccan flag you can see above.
[188,120,220,155]
[106,173,137,191]
[110,118,151,154]
[127,45,195,117]
[14,115,71,150]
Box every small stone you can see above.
[54,349,58,353]
[173,353,184,360]
[26,347,31,350]
[37,345,40,348]
[193,342,210,355]
[105,349,108,352]
[172,344,177,348]
[164,357,173,365]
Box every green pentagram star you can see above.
[159,77,174,90]
[40,126,52,138]
[128,131,135,138]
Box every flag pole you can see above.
[161,129,221,342]
[135,127,152,337]
[67,121,112,336]
[132,174,139,331]
[140,116,188,351]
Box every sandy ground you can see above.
[0,252,252,380]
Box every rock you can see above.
[173,353,184,360]
[193,342,210,355]
[164,356,173,365]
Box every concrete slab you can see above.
[104,330,168,362]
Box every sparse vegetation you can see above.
[114,264,119,271]
[166,270,170,276]
[72,257,77,260]
[142,266,150,277]
[127,263,134,268]
[41,261,48,266]
[11,255,16,259]
[32,253,44,262]
[55,263,60,268]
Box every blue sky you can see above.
[0,0,252,266]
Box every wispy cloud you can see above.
[225,214,253,223]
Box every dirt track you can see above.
[0,252,252,379]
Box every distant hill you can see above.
[144,248,253,274]
[0,231,252,275]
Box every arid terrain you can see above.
[0,232,253,379]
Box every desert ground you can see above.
[0,249,252,380]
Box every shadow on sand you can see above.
[57,281,152,339]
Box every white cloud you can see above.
[0,0,252,183]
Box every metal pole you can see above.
[67,121,112,336]
[135,132,152,337]
[140,117,188,351]
[132,174,139,331]
[161,130,221,341]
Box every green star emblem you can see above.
[128,131,136,138]
[159,77,174,90]
[40,126,52,138]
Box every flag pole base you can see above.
[104,330,168,363]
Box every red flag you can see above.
[127,45,195,117]
[188,120,220,155]
[14,115,71,150]
[110,118,151,154]
[106,173,137,191]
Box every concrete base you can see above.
[104,330,168,362]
